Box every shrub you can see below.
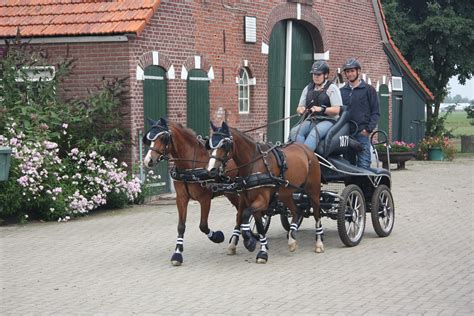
[1,37,129,159]
[417,136,456,161]
[465,105,474,126]
[0,37,141,223]
[0,123,142,223]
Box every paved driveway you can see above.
[1,158,473,315]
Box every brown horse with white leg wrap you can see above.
[206,122,324,264]
[143,118,242,266]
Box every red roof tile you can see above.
[0,0,160,37]
[377,0,434,101]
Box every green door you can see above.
[290,22,314,128]
[187,69,210,137]
[143,66,169,194]
[267,21,286,142]
[267,20,314,143]
[378,84,389,134]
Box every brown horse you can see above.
[143,118,241,266]
[206,121,323,263]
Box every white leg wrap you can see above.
[241,223,251,231]
[290,223,298,232]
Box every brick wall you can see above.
[128,0,391,150]
[5,0,392,166]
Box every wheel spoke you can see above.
[348,222,354,238]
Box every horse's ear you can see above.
[222,121,229,134]
[210,121,218,132]
[146,117,156,127]
[205,138,211,150]
[159,117,168,128]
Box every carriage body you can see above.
[284,122,395,246]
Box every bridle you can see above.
[208,132,233,176]
[143,125,172,162]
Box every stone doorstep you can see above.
[145,192,177,205]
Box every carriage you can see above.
[143,107,394,265]
[209,106,395,248]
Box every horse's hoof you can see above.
[209,230,225,243]
[256,251,268,264]
[243,237,257,252]
[242,230,257,252]
[228,235,239,246]
[314,246,325,253]
[227,243,237,255]
[288,241,298,252]
[171,252,183,266]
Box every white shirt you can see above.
[298,81,343,107]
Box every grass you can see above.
[445,111,474,137]
[443,111,474,154]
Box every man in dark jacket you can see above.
[340,58,380,168]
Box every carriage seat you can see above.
[327,157,391,177]
[315,106,362,158]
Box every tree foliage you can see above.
[0,37,129,158]
[381,0,474,136]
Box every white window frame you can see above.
[392,76,403,91]
[14,66,56,104]
[16,66,55,82]
[238,68,250,114]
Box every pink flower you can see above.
[43,141,58,150]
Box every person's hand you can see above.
[310,106,321,113]
[360,129,369,136]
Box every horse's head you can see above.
[143,117,172,167]
[206,121,233,177]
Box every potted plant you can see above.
[417,136,454,161]
[375,141,416,169]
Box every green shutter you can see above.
[143,66,169,194]
[378,84,389,134]
[187,69,210,137]
[392,94,403,141]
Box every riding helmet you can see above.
[310,60,330,74]
[342,58,361,71]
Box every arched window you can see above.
[238,68,250,113]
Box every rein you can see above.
[242,114,299,133]
[222,142,282,175]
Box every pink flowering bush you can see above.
[0,122,142,222]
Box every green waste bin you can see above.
[0,146,12,181]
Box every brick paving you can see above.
[1,158,473,315]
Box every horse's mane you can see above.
[168,121,205,148]
[229,126,256,144]
[169,121,197,137]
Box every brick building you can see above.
[1,0,433,192]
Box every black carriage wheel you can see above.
[280,208,304,232]
[337,184,366,247]
[249,214,271,239]
[370,184,395,237]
